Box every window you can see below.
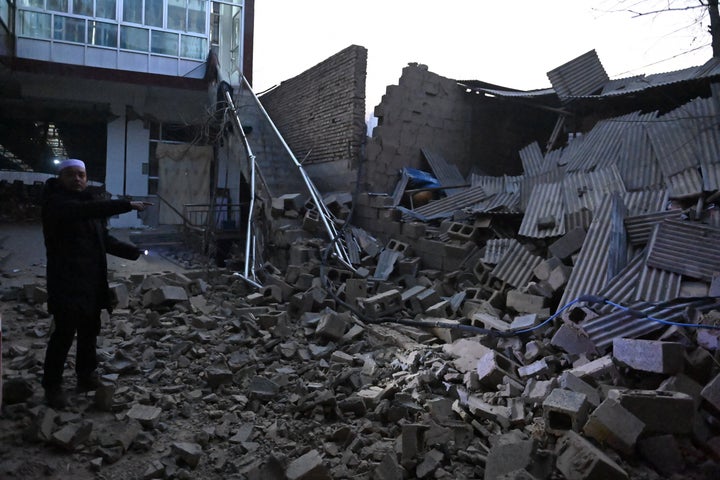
[187,0,205,34]
[95,0,116,20]
[72,0,93,16]
[120,25,148,51]
[167,0,185,31]
[19,10,51,38]
[145,0,163,27]
[88,20,117,47]
[19,0,45,8]
[54,15,85,42]
[151,30,177,56]
[47,0,69,13]
[181,35,205,60]
[122,0,142,23]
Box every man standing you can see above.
[41,158,151,408]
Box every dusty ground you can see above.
[0,222,211,480]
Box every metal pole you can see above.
[239,75,354,269]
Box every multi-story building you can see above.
[0,0,254,227]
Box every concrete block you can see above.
[555,431,628,480]
[109,282,129,309]
[285,449,329,480]
[401,221,426,240]
[608,389,695,434]
[358,289,402,318]
[582,398,645,455]
[637,435,685,477]
[447,222,479,242]
[476,351,517,389]
[302,209,322,233]
[484,438,536,480]
[701,371,720,412]
[142,285,188,307]
[547,264,572,291]
[658,373,704,409]
[315,313,347,342]
[551,324,598,356]
[505,290,546,314]
[401,423,427,470]
[518,358,550,379]
[542,388,590,435]
[549,227,586,260]
[612,338,685,374]
[559,372,601,407]
[566,355,619,384]
[416,288,442,310]
[344,278,369,306]
[522,378,557,404]
[533,257,563,281]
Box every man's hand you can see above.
[130,201,153,212]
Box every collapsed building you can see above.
[2,5,720,475]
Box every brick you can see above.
[555,431,628,480]
[608,389,694,434]
[582,398,645,455]
[612,338,685,374]
[542,388,590,435]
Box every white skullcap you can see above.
[58,159,86,172]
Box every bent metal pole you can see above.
[222,86,261,288]
[240,75,354,270]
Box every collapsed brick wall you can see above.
[366,64,557,194]
[259,45,367,193]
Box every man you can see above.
[41,158,151,408]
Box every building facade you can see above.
[0,0,254,227]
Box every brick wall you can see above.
[259,45,367,193]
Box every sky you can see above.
[251,0,713,119]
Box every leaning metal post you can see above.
[222,86,262,288]
[240,75,354,270]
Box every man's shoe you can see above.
[44,388,68,409]
[76,374,101,393]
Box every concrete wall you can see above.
[258,45,367,193]
[365,64,557,194]
[365,64,473,194]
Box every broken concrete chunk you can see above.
[582,398,645,455]
[612,337,685,374]
[555,430,628,480]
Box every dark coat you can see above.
[41,178,141,315]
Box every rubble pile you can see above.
[2,189,720,479]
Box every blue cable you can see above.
[508,295,720,335]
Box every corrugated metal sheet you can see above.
[520,142,555,176]
[646,219,720,281]
[563,165,626,216]
[646,108,700,178]
[634,265,682,302]
[483,238,519,265]
[579,297,720,352]
[565,209,593,231]
[560,114,636,173]
[624,210,683,247]
[666,167,704,199]
[685,94,720,168]
[597,253,644,311]
[422,149,466,196]
[469,192,521,215]
[391,169,410,206]
[491,241,543,289]
[518,182,566,238]
[622,190,668,216]
[702,162,720,191]
[547,49,609,99]
[616,114,665,191]
[559,193,626,307]
[520,170,563,211]
[469,174,505,196]
[401,186,488,222]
